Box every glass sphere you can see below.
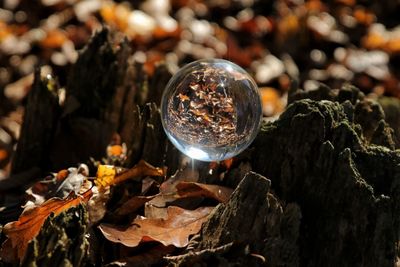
[161,59,262,161]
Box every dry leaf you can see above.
[114,160,165,184]
[144,168,200,217]
[87,185,110,224]
[2,189,92,260]
[141,177,159,194]
[95,160,165,189]
[115,195,156,216]
[144,173,229,219]
[159,167,199,194]
[145,202,170,219]
[95,165,116,188]
[99,206,213,248]
[24,165,88,208]
[176,182,233,203]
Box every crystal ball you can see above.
[161,59,262,161]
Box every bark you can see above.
[183,172,301,267]
[10,68,60,176]
[379,96,400,147]
[251,84,400,267]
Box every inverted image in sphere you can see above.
[161,59,262,161]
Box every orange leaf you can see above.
[176,182,233,203]
[2,189,93,260]
[99,206,213,248]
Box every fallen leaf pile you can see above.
[0,157,235,264]
[95,164,233,249]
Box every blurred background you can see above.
[0,0,400,179]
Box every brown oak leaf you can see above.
[115,195,156,216]
[176,182,233,203]
[99,206,213,248]
[147,181,232,214]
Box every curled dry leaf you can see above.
[176,182,233,203]
[99,206,213,248]
[159,167,199,194]
[95,160,165,189]
[24,165,89,209]
[144,179,232,220]
[115,195,156,216]
[147,181,232,214]
[1,189,93,260]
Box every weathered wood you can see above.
[141,103,167,167]
[166,172,301,266]
[65,27,120,119]
[207,172,300,267]
[147,64,173,106]
[49,28,126,170]
[251,85,400,266]
[10,68,60,176]
[379,96,400,147]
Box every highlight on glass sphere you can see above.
[160,58,262,162]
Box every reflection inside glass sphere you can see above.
[161,59,262,161]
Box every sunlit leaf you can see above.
[99,206,213,248]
